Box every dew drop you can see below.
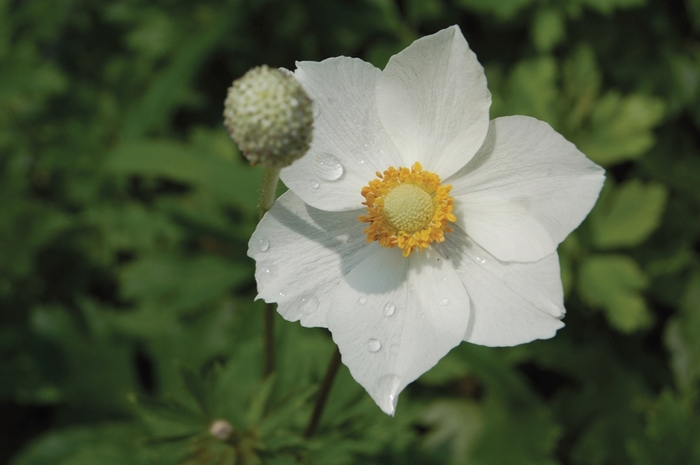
[390,344,399,354]
[313,153,344,181]
[475,257,487,264]
[261,267,275,283]
[383,302,396,317]
[279,292,285,298]
[441,276,448,282]
[358,296,367,306]
[440,298,450,306]
[301,296,319,315]
[257,238,270,252]
[367,338,381,352]
[310,180,320,189]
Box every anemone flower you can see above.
[248,25,604,415]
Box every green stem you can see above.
[304,347,342,438]
[258,167,281,219]
[258,167,280,378]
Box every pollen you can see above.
[359,162,456,257]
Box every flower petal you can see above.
[449,116,605,263]
[376,25,491,179]
[281,57,403,212]
[327,247,470,415]
[438,227,565,346]
[248,191,371,328]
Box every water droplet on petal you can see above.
[358,296,367,305]
[383,302,396,317]
[257,238,269,252]
[440,298,450,306]
[441,276,448,282]
[310,180,320,189]
[260,267,275,283]
[375,374,402,415]
[390,344,399,354]
[301,295,319,315]
[367,338,381,352]
[475,256,486,264]
[313,153,344,181]
[279,292,285,297]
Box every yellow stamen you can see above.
[358,162,456,257]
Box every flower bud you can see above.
[209,419,234,440]
[224,65,313,168]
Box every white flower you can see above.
[248,25,604,415]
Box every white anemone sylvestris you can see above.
[248,25,605,415]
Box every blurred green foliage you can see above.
[1,0,700,463]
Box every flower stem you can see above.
[258,167,281,219]
[258,167,280,378]
[304,346,342,438]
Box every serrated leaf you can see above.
[627,391,700,465]
[591,179,668,249]
[578,255,653,333]
[576,92,666,166]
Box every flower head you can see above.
[224,65,313,168]
[248,26,604,415]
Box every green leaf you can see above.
[578,255,653,333]
[562,45,601,130]
[10,424,146,465]
[421,400,483,464]
[503,57,558,124]
[103,140,263,212]
[664,273,700,392]
[455,0,534,20]
[590,179,668,249]
[627,391,700,465]
[120,254,249,313]
[120,12,231,139]
[532,9,565,52]
[575,92,666,166]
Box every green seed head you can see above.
[224,65,313,168]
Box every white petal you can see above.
[437,227,565,347]
[449,116,605,263]
[281,57,403,212]
[248,191,372,328]
[376,25,491,179]
[327,247,470,415]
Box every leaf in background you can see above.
[421,400,482,465]
[581,0,647,15]
[627,391,700,465]
[9,424,146,465]
[532,8,566,53]
[120,254,249,313]
[575,92,665,166]
[590,179,668,249]
[578,255,653,333]
[104,139,263,212]
[664,273,700,392]
[455,0,534,20]
[502,56,558,124]
[562,44,601,130]
[120,11,231,139]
